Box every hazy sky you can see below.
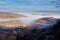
[0,0,60,12]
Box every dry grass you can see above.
[0,12,26,19]
[0,20,27,27]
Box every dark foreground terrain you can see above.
[0,17,60,40]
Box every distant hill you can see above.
[0,17,54,28]
[0,12,26,19]
[30,17,54,26]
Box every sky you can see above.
[0,0,60,12]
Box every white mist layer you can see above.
[0,12,60,24]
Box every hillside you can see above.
[0,20,27,28]
[30,17,54,26]
[0,17,59,40]
[0,12,26,19]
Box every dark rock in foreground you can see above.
[0,17,60,40]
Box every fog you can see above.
[0,12,60,24]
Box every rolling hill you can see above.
[0,20,27,28]
[0,12,26,19]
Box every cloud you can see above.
[18,0,40,2]
[0,0,42,4]
[0,5,59,12]
[0,0,51,6]
[0,0,60,12]
[0,0,16,4]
